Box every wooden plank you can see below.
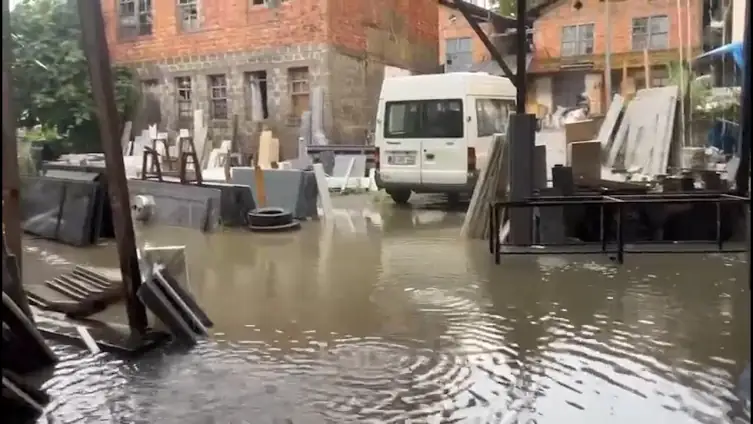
[2,0,22,273]
[76,0,148,333]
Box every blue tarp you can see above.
[695,41,745,71]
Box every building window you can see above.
[445,37,473,72]
[209,75,229,120]
[245,71,269,120]
[632,15,669,50]
[178,0,200,32]
[175,77,192,121]
[476,98,514,137]
[289,67,310,122]
[142,79,158,90]
[561,24,594,56]
[118,0,152,39]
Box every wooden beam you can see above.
[2,0,22,271]
[76,0,148,334]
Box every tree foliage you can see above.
[491,0,517,17]
[10,0,138,152]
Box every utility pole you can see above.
[76,0,148,334]
[515,0,527,112]
[604,0,613,109]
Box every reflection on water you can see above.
[23,196,750,423]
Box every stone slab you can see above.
[231,168,318,219]
[20,177,66,240]
[332,155,367,178]
[508,114,537,245]
[202,182,256,227]
[21,174,103,246]
[127,180,222,232]
[567,140,602,180]
[57,181,100,246]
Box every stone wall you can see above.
[131,44,329,160]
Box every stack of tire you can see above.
[246,207,301,232]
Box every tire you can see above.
[388,190,411,205]
[247,207,293,228]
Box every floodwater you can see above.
[22,194,751,424]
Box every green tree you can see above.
[491,0,517,17]
[10,0,138,153]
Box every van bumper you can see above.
[375,170,479,194]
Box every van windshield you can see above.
[384,99,463,139]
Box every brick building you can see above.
[103,0,439,158]
[528,0,704,117]
[437,0,532,75]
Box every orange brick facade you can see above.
[438,4,494,66]
[531,0,704,71]
[101,0,438,155]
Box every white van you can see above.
[373,72,516,205]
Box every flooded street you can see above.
[22,194,750,424]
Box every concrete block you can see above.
[127,180,222,232]
[567,140,602,180]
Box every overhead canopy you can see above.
[694,41,744,71]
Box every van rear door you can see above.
[419,99,467,186]
[379,101,422,184]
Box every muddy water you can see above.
[23,195,750,423]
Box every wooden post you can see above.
[254,166,266,208]
[643,48,651,88]
[76,0,148,334]
[2,0,23,272]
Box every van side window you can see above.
[384,99,463,138]
[476,99,514,137]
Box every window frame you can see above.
[631,15,670,51]
[117,0,153,40]
[245,70,269,120]
[177,0,201,32]
[445,36,473,72]
[208,74,229,121]
[383,99,465,139]
[288,67,310,123]
[560,23,595,57]
[175,76,193,121]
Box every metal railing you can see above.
[488,193,750,264]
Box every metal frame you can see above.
[488,193,750,264]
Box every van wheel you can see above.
[388,190,411,205]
